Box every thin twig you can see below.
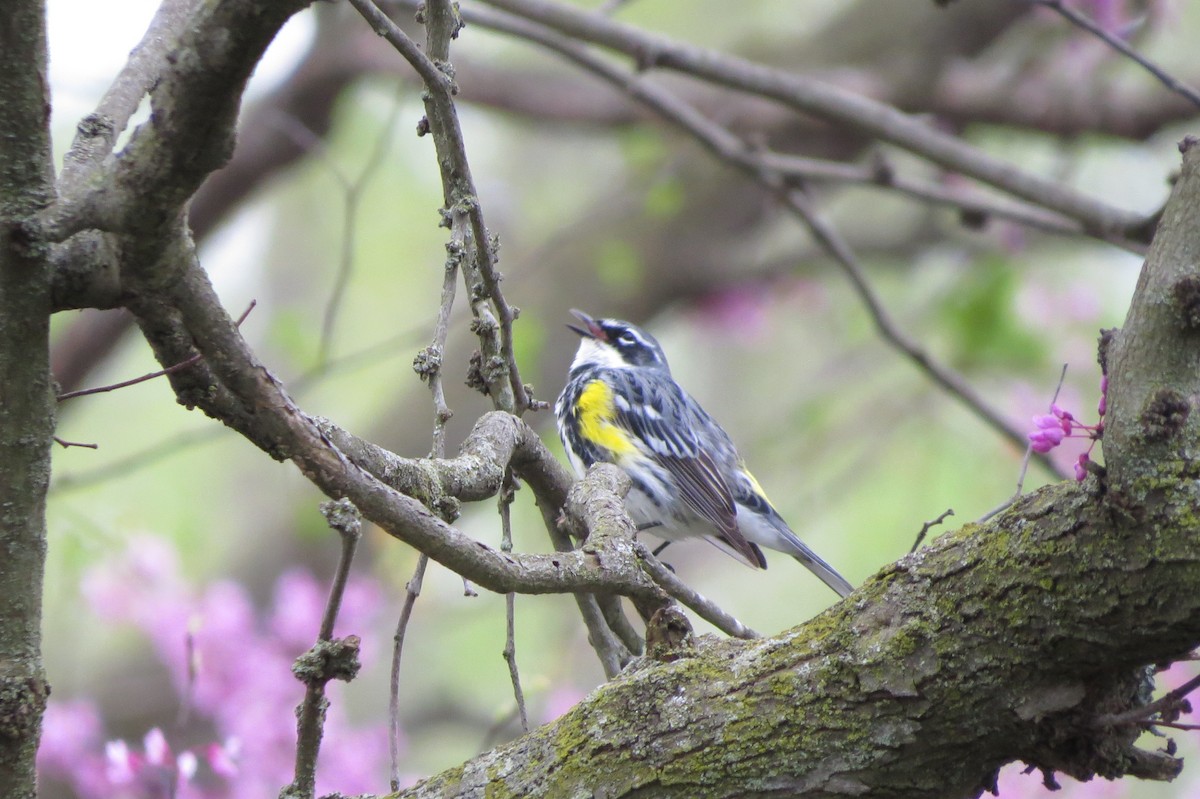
[389,553,429,792]
[499,472,529,731]
[758,150,1145,255]
[540,500,636,677]
[574,593,629,679]
[51,325,425,494]
[350,0,530,413]
[307,94,406,365]
[175,619,200,727]
[979,364,1070,523]
[318,499,363,640]
[288,499,364,799]
[1029,0,1200,112]
[388,72,471,779]
[51,436,98,449]
[910,508,955,554]
[785,184,1068,476]
[635,544,759,639]
[56,354,203,402]
[56,300,257,402]
[598,595,644,657]
[1099,673,1200,728]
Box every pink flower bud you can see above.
[1074,453,1090,482]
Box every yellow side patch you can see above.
[577,380,639,457]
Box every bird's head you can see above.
[567,309,670,372]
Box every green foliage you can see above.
[939,256,1048,370]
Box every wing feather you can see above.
[611,373,765,568]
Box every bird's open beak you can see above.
[567,309,606,340]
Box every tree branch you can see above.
[423,0,1064,476]
[385,109,1200,799]
[1028,0,1200,111]
[36,0,312,242]
[398,475,1197,797]
[473,0,1152,241]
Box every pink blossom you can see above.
[41,539,394,799]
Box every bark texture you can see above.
[0,1,54,796]
[396,145,1200,797]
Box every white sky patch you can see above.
[45,1,316,296]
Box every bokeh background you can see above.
[37,0,1200,796]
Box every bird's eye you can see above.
[617,332,637,346]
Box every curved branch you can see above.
[38,0,312,241]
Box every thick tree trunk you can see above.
[0,1,55,796]
[397,144,1200,798]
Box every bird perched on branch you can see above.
[555,309,853,598]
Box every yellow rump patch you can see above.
[743,467,778,511]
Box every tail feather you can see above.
[781,533,854,598]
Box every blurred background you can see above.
[36,0,1200,796]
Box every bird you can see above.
[555,309,854,598]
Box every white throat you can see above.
[571,337,628,370]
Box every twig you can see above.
[574,593,629,679]
[910,508,954,554]
[176,619,200,727]
[1144,721,1200,731]
[56,300,257,402]
[758,150,1145,255]
[51,324,425,495]
[389,553,429,792]
[499,472,529,732]
[598,595,644,657]
[1099,673,1200,728]
[979,364,1070,523]
[287,499,364,799]
[1028,0,1200,112]
[472,0,1150,240]
[782,185,1068,476]
[349,0,530,413]
[52,436,98,449]
[300,93,405,365]
[539,500,635,677]
[635,544,759,639]
[318,499,363,640]
[56,353,203,402]
[439,4,1065,478]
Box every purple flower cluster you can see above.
[37,537,390,798]
[1027,377,1107,481]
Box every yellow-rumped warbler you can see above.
[555,310,853,598]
